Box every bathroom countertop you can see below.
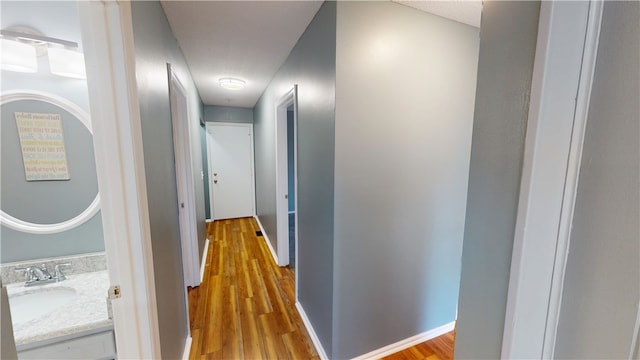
[6,270,112,346]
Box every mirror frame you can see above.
[0,90,100,234]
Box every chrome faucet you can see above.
[15,263,71,286]
[34,264,52,280]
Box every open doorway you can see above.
[286,104,296,270]
[275,86,298,273]
[0,2,122,358]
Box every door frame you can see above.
[205,126,215,221]
[77,1,160,358]
[205,122,256,220]
[501,1,603,358]
[168,64,201,289]
[275,86,298,268]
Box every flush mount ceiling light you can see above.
[0,38,37,73]
[219,77,245,90]
[0,27,86,79]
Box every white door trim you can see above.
[274,86,298,268]
[168,65,200,289]
[501,1,604,358]
[205,127,215,221]
[77,1,161,358]
[205,122,256,220]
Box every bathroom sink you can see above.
[8,287,76,326]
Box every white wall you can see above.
[332,2,479,358]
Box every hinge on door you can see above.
[108,285,121,300]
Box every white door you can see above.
[207,123,255,220]
[169,66,200,289]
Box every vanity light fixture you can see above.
[0,28,86,79]
[219,77,246,90]
[0,38,37,73]
[48,47,86,79]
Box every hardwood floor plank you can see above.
[202,275,222,354]
[251,259,274,314]
[189,329,201,360]
[200,350,221,360]
[240,297,265,359]
[259,314,289,359]
[220,284,243,360]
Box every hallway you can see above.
[188,217,455,359]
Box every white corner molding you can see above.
[182,335,192,360]
[254,215,279,265]
[0,91,101,234]
[351,321,456,360]
[295,302,329,360]
[200,238,210,283]
[541,2,604,357]
[502,1,604,358]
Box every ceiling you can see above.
[161,1,481,109]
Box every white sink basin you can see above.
[9,287,76,326]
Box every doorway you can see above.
[286,105,296,270]
[275,86,298,270]
[206,122,255,220]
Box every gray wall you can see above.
[204,105,253,124]
[555,2,640,358]
[332,2,479,358]
[202,105,254,219]
[0,1,104,263]
[253,1,336,354]
[454,2,540,359]
[130,2,206,358]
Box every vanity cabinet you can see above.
[17,328,116,360]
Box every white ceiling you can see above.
[161,1,322,108]
[161,1,481,109]
[393,0,482,28]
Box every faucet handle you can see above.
[14,267,37,282]
[53,263,71,281]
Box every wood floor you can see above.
[188,217,319,360]
[381,331,455,360]
[188,217,455,360]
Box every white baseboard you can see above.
[182,335,192,360]
[254,215,279,265]
[199,238,210,283]
[295,302,329,360]
[205,218,214,223]
[351,321,456,360]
